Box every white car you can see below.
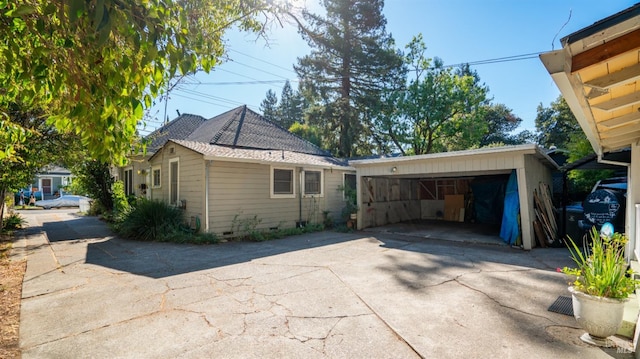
[35,195,91,209]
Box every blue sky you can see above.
[143,0,636,137]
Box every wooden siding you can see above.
[520,154,553,250]
[208,161,350,236]
[356,151,524,178]
[148,144,205,228]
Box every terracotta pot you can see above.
[569,286,628,346]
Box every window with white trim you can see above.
[169,159,179,204]
[303,170,323,196]
[271,167,295,198]
[152,166,161,188]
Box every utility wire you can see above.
[228,48,298,74]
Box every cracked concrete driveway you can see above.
[15,209,632,358]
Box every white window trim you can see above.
[303,169,324,197]
[270,166,296,199]
[151,165,161,188]
[169,158,179,205]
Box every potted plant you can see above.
[338,184,358,227]
[560,223,639,346]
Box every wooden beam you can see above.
[598,111,640,128]
[584,63,640,89]
[601,129,640,148]
[571,28,640,73]
[591,91,640,112]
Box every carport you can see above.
[349,144,559,250]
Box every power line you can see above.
[228,48,298,74]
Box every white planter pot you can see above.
[569,286,628,346]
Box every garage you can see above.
[349,144,559,250]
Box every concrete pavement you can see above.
[15,209,634,358]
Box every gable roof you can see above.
[167,139,350,169]
[186,106,329,156]
[145,114,208,153]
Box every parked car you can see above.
[35,195,91,209]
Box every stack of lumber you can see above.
[533,182,557,247]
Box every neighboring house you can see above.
[23,165,73,199]
[142,106,354,235]
[540,4,639,259]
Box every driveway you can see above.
[15,209,632,358]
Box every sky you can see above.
[143,0,638,137]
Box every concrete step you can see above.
[619,292,638,338]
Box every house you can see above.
[539,4,639,260]
[141,106,354,235]
[22,165,73,200]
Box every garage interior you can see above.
[358,173,512,246]
[350,144,559,250]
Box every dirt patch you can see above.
[0,234,25,359]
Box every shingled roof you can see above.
[170,140,349,168]
[145,114,208,153]
[187,106,329,156]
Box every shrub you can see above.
[2,213,25,232]
[111,180,130,221]
[117,199,184,241]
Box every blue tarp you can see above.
[500,170,520,245]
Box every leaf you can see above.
[13,5,36,16]
[68,0,85,23]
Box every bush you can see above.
[2,213,26,232]
[116,199,184,241]
[115,199,219,244]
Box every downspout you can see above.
[205,160,211,232]
[298,167,303,227]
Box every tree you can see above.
[0,103,76,226]
[535,95,583,149]
[288,122,322,148]
[1,0,282,165]
[479,103,533,147]
[376,35,488,155]
[260,89,279,123]
[294,0,405,157]
[278,80,305,129]
[536,95,613,194]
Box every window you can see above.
[343,173,356,199]
[271,168,294,198]
[152,166,161,188]
[304,170,323,196]
[124,168,133,196]
[170,159,179,204]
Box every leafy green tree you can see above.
[69,160,115,213]
[289,122,322,148]
[535,95,583,149]
[377,35,488,155]
[480,103,533,147]
[0,103,74,225]
[294,0,405,157]
[260,89,279,123]
[536,95,614,194]
[1,0,282,164]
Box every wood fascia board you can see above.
[571,27,640,73]
[584,63,640,89]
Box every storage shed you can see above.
[349,144,559,250]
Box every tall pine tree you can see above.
[294,0,404,157]
[260,89,279,124]
[278,80,305,129]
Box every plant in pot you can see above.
[338,184,358,227]
[560,223,639,347]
